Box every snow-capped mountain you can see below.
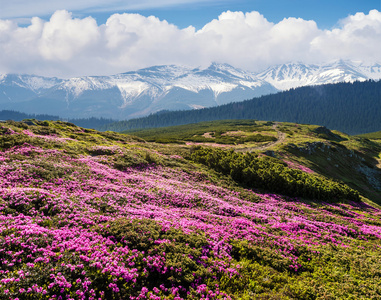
[353,62,381,80]
[0,63,276,119]
[0,74,61,103]
[0,60,380,120]
[256,60,379,90]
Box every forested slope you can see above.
[102,80,381,135]
[0,110,115,130]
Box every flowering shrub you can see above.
[283,160,315,174]
[0,121,380,299]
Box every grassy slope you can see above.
[357,131,381,140]
[127,120,381,205]
[0,119,380,299]
[123,120,277,145]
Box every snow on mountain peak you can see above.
[20,75,61,92]
[257,59,379,90]
[128,64,193,81]
[202,62,258,81]
[0,74,61,92]
[59,77,103,98]
[257,62,319,90]
[350,61,381,80]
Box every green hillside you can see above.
[124,120,277,145]
[127,119,381,204]
[357,131,381,140]
[0,119,380,299]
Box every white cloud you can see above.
[39,11,100,60]
[310,10,381,62]
[102,13,198,69]
[195,11,321,70]
[0,9,380,77]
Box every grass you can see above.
[124,119,277,145]
[126,120,381,204]
[356,130,381,140]
[130,119,380,205]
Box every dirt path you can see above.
[236,123,286,152]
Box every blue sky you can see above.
[90,0,381,30]
[0,0,380,77]
[2,0,379,29]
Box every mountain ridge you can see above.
[1,60,380,119]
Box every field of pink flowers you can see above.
[0,121,381,299]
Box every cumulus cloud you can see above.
[39,11,100,60]
[196,11,322,70]
[0,9,380,77]
[310,10,381,62]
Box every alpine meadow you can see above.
[0,118,380,299]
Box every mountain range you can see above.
[1,60,380,120]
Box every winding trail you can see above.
[236,123,286,152]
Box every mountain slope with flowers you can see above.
[0,119,381,299]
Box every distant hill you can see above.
[0,110,60,122]
[102,80,381,135]
[0,110,115,130]
[357,131,381,139]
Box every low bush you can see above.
[191,147,360,201]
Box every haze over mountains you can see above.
[0,60,380,120]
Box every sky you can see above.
[0,0,381,78]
